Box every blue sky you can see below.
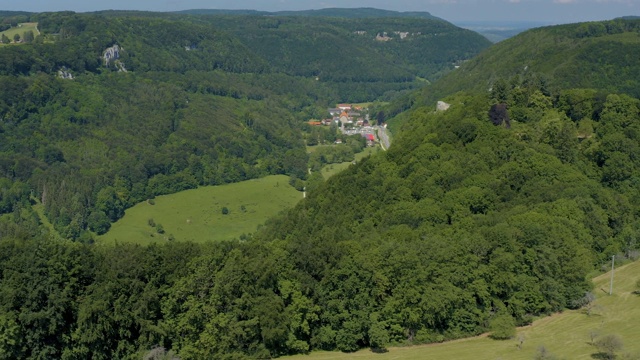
[2,0,638,23]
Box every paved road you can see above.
[377,126,391,151]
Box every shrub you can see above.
[534,345,559,360]
[221,206,229,215]
[594,334,623,360]
[489,313,516,340]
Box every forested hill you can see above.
[2,10,491,100]
[0,12,318,242]
[203,15,489,84]
[251,85,640,355]
[411,18,640,107]
[173,11,491,100]
[1,9,640,360]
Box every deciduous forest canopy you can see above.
[0,9,639,360]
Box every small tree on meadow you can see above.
[1,34,9,44]
[573,291,599,315]
[594,334,624,360]
[534,345,559,360]
[23,30,34,43]
[13,33,20,43]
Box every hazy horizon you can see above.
[1,0,638,24]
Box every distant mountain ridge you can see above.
[410,18,640,108]
[454,20,552,42]
[175,7,440,20]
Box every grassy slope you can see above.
[0,23,38,43]
[286,260,640,360]
[31,198,64,241]
[320,147,380,179]
[98,175,301,245]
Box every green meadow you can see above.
[0,22,39,43]
[319,146,380,179]
[286,260,640,360]
[98,175,301,245]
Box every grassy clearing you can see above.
[31,198,64,241]
[286,260,640,360]
[0,23,39,44]
[98,175,301,245]
[320,147,379,179]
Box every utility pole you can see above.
[609,255,615,295]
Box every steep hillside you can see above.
[284,260,640,360]
[252,87,640,354]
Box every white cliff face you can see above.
[115,61,127,72]
[57,66,74,79]
[103,45,121,66]
[103,45,127,72]
[436,101,451,111]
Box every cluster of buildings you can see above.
[307,104,377,146]
[326,104,370,128]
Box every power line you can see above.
[609,255,615,296]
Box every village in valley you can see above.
[308,103,385,148]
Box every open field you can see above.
[286,260,640,360]
[0,23,39,44]
[320,147,379,179]
[98,175,301,245]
